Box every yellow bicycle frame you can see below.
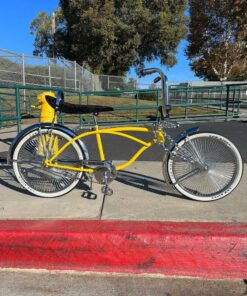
[44,125,165,173]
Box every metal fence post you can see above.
[28,95,31,115]
[237,88,241,115]
[22,54,25,86]
[81,68,84,91]
[22,53,27,112]
[74,61,77,90]
[185,88,188,119]
[207,88,211,111]
[225,85,230,121]
[135,92,139,122]
[156,89,159,118]
[63,59,67,89]
[15,87,21,133]
[87,94,90,124]
[0,96,2,128]
[232,88,236,114]
[220,86,223,110]
[48,58,52,87]
[91,74,94,91]
[79,92,83,128]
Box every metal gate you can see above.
[225,83,247,120]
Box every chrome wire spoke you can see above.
[16,131,81,194]
[171,136,238,197]
[174,167,200,184]
[13,159,44,165]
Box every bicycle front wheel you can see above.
[12,128,84,197]
[166,132,243,201]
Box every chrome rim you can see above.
[170,136,239,197]
[16,132,82,194]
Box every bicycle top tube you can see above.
[45,124,165,172]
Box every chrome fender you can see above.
[8,123,89,164]
[168,126,199,151]
[162,126,199,185]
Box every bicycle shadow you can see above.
[0,166,183,200]
[0,137,13,145]
[0,165,31,195]
[0,166,90,198]
[116,170,186,200]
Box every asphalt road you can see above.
[80,120,247,162]
[0,270,246,296]
[0,120,246,163]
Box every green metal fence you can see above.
[169,83,247,120]
[0,83,246,133]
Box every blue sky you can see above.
[0,0,201,83]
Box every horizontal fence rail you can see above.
[0,83,247,133]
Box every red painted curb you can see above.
[0,220,246,279]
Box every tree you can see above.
[186,0,247,81]
[30,12,54,57]
[30,9,64,58]
[30,0,188,75]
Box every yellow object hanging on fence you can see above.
[37,91,57,123]
[37,92,59,156]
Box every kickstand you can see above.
[99,184,113,220]
[89,174,93,191]
[99,191,107,220]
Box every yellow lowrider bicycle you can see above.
[9,68,243,201]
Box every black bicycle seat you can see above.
[45,95,114,114]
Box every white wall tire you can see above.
[166,132,243,201]
[12,128,84,198]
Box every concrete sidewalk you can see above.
[0,161,246,222]
[1,269,246,296]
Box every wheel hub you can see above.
[94,162,117,185]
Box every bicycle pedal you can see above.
[81,191,97,200]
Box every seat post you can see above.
[92,112,105,161]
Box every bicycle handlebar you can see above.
[153,76,161,83]
[138,68,157,76]
[138,68,170,119]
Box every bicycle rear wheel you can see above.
[12,128,84,197]
[166,132,243,201]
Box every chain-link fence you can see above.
[0,48,126,92]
